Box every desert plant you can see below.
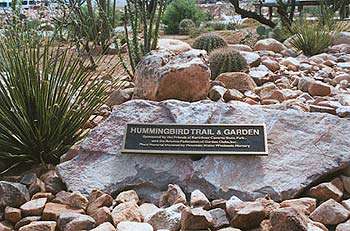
[192,33,227,52]
[207,21,227,31]
[227,21,237,30]
[162,0,206,34]
[209,47,248,79]
[56,0,121,68]
[121,0,165,78]
[179,18,195,35]
[0,30,120,173]
[287,2,350,56]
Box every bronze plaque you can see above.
[121,123,268,155]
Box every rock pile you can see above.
[2,168,350,231]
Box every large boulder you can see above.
[57,100,350,202]
[254,38,287,53]
[133,49,210,102]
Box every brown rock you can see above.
[310,105,336,115]
[262,59,280,72]
[216,72,257,92]
[159,184,187,208]
[20,198,47,217]
[270,207,308,231]
[341,175,350,194]
[58,212,95,231]
[31,192,54,201]
[280,197,317,215]
[336,221,350,231]
[181,207,213,230]
[18,221,56,231]
[4,206,21,224]
[111,201,142,225]
[229,198,279,230]
[40,170,65,194]
[211,199,227,210]
[209,208,229,230]
[133,49,210,101]
[91,207,112,225]
[87,192,113,215]
[91,222,116,231]
[106,89,132,107]
[209,85,226,101]
[190,189,210,209]
[14,216,41,230]
[116,190,139,204]
[308,181,343,202]
[308,81,332,97]
[28,178,46,196]
[334,73,350,84]
[0,221,13,231]
[68,191,89,210]
[42,202,84,221]
[310,199,350,225]
[223,89,244,102]
[117,221,153,231]
[230,201,266,230]
[260,89,285,103]
[254,38,287,53]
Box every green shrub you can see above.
[227,21,237,30]
[179,19,195,35]
[209,47,248,79]
[192,33,227,52]
[163,0,206,34]
[207,21,226,31]
[0,31,121,173]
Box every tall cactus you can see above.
[122,0,165,77]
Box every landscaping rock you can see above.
[91,207,112,225]
[190,189,210,209]
[42,202,84,221]
[158,39,192,54]
[57,100,350,202]
[307,181,343,202]
[254,38,287,53]
[15,216,41,230]
[40,170,65,194]
[57,212,95,231]
[280,198,317,215]
[270,207,308,231]
[0,221,13,231]
[87,191,113,215]
[159,184,187,208]
[310,199,350,225]
[111,201,142,225]
[146,203,185,231]
[4,206,21,223]
[336,221,350,231]
[117,221,153,231]
[91,222,116,231]
[308,81,332,97]
[20,198,47,216]
[209,208,229,229]
[116,190,139,204]
[216,72,257,92]
[0,181,30,210]
[133,49,210,102]
[180,207,213,230]
[18,221,56,231]
[209,85,226,101]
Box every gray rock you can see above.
[58,100,350,202]
[57,212,96,231]
[0,181,30,211]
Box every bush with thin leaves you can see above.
[0,32,119,173]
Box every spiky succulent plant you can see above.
[192,33,227,52]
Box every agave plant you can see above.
[0,31,119,173]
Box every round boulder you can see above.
[216,72,257,92]
[133,49,210,102]
[254,38,287,53]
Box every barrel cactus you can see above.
[179,19,195,35]
[192,33,227,52]
[209,47,248,79]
